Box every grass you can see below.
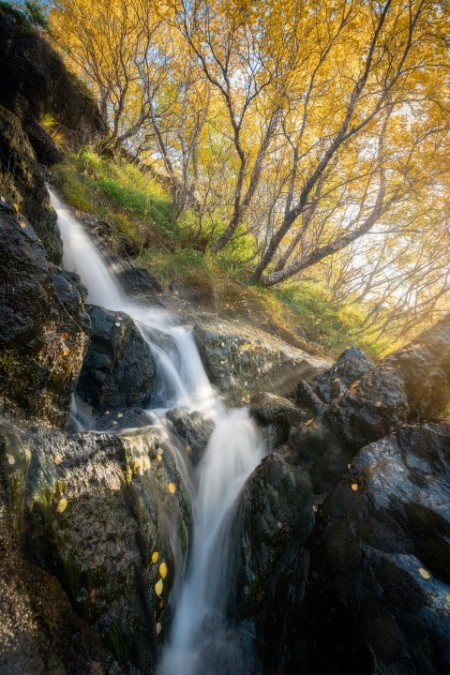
[52,149,178,254]
[52,148,389,360]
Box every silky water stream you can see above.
[49,189,266,674]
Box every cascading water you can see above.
[49,188,265,673]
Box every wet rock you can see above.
[0,208,89,427]
[166,407,215,465]
[385,313,450,421]
[193,321,329,406]
[250,392,308,448]
[295,380,326,418]
[106,256,163,301]
[76,305,156,413]
[0,418,192,672]
[233,452,314,646]
[308,346,373,404]
[287,422,353,495]
[0,7,105,165]
[285,422,450,675]
[326,315,450,449]
[0,105,62,261]
[0,421,120,675]
[327,362,410,449]
[95,406,151,432]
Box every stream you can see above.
[49,188,265,674]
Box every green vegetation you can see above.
[52,149,391,359]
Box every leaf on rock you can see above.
[418,567,431,579]
[151,551,159,564]
[56,497,68,514]
[168,482,176,494]
[155,579,163,597]
[159,562,168,579]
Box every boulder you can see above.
[287,421,354,495]
[327,314,450,449]
[0,205,89,427]
[0,423,118,675]
[0,417,193,673]
[233,452,314,664]
[385,313,450,421]
[106,256,163,301]
[0,6,105,165]
[284,422,450,675]
[193,320,330,406]
[304,346,373,405]
[0,106,62,262]
[166,407,215,465]
[326,362,410,449]
[76,305,156,414]
[250,392,308,448]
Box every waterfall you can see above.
[49,188,265,673]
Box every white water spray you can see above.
[49,188,265,673]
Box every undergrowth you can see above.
[52,148,389,359]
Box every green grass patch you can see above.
[52,149,178,254]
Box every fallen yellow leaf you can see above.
[155,579,163,597]
[159,562,168,579]
[351,483,359,491]
[156,622,162,635]
[56,497,68,514]
[418,567,431,580]
[151,551,159,564]
[168,482,176,494]
[374,400,382,408]
[446,594,450,603]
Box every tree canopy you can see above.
[50,0,450,335]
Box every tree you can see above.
[250,0,450,285]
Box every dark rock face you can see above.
[285,422,450,675]
[233,453,314,664]
[237,315,450,674]
[327,362,410,448]
[0,205,89,427]
[0,8,105,165]
[166,407,215,465]
[0,425,117,675]
[385,314,450,421]
[106,256,163,301]
[0,417,192,673]
[307,346,373,404]
[76,305,156,414]
[0,106,62,262]
[250,392,308,448]
[326,315,450,449]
